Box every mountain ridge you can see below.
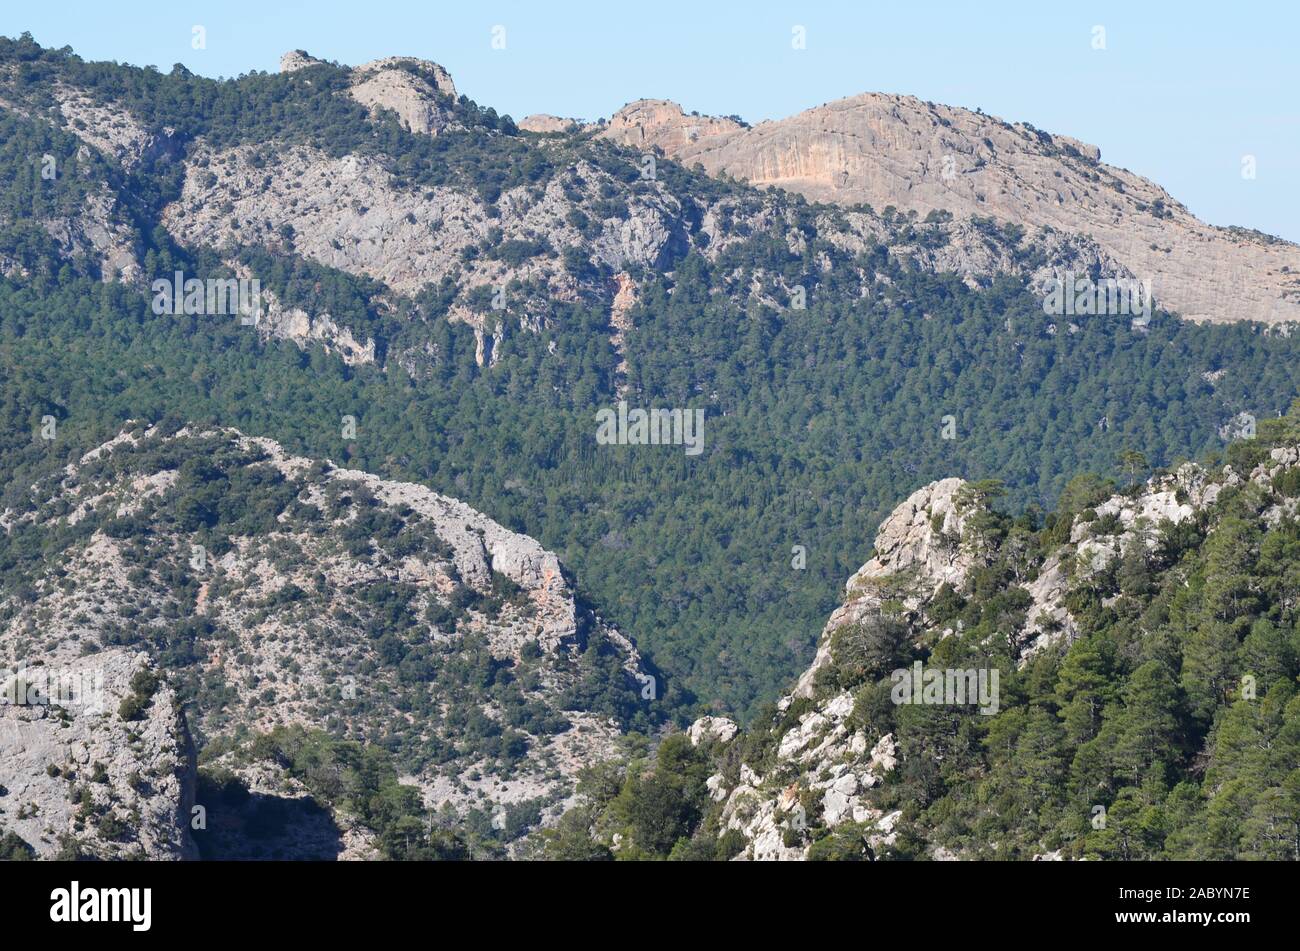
[544,410,1300,860]
[0,421,651,858]
[4,31,1300,745]
[588,92,1300,324]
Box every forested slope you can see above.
[543,410,1300,861]
[3,34,1299,718]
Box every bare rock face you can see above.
[162,144,488,297]
[160,142,690,306]
[609,271,637,382]
[354,56,456,98]
[877,213,1131,297]
[55,86,183,173]
[598,99,746,154]
[592,198,689,272]
[39,184,143,284]
[794,477,973,697]
[280,51,459,135]
[1020,553,1075,656]
[349,57,458,135]
[258,302,376,365]
[519,114,580,134]
[687,716,738,746]
[0,650,195,860]
[712,691,898,860]
[0,96,143,282]
[1069,463,1206,586]
[608,93,1300,324]
[0,424,650,852]
[845,477,974,596]
[224,263,377,366]
[280,50,324,73]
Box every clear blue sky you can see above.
[7,0,1297,241]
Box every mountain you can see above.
[0,648,196,860]
[0,422,649,858]
[3,32,1300,736]
[543,408,1300,860]
[593,95,1300,325]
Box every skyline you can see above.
[5,1,1298,242]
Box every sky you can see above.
[6,1,1297,241]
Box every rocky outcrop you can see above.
[1020,553,1075,656]
[0,424,650,852]
[708,691,900,861]
[0,92,158,283]
[713,434,1300,860]
[279,50,324,73]
[161,143,491,297]
[602,93,1300,324]
[687,716,737,746]
[160,142,691,316]
[599,99,746,154]
[795,477,974,696]
[705,478,985,860]
[55,86,183,173]
[354,56,456,99]
[39,183,142,283]
[9,43,1299,333]
[348,57,458,135]
[231,266,377,366]
[188,754,381,860]
[14,49,1220,367]
[1071,466,1201,576]
[519,114,580,134]
[260,299,376,366]
[844,477,975,597]
[608,271,637,382]
[0,650,195,860]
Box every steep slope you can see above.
[0,649,195,860]
[1,40,1158,363]
[0,422,651,858]
[7,33,1300,724]
[598,95,1300,324]
[547,409,1300,860]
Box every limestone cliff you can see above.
[686,437,1300,860]
[599,94,1300,324]
[0,650,196,860]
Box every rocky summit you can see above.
[0,27,1297,868]
[543,410,1300,861]
[597,94,1300,325]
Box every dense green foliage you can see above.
[3,33,1300,724]
[552,414,1300,859]
[534,733,746,861]
[5,236,1296,720]
[198,726,472,859]
[0,828,36,860]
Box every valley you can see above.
[0,29,1297,862]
